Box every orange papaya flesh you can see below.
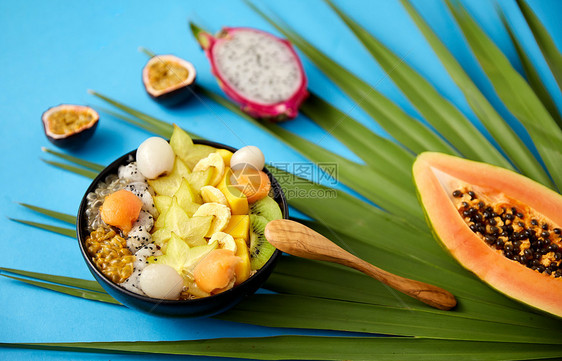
[413,152,562,318]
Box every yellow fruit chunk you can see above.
[223,215,250,243]
[147,157,190,196]
[174,178,201,216]
[216,149,233,167]
[217,168,249,215]
[153,195,172,215]
[234,238,251,285]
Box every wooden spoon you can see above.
[265,219,457,310]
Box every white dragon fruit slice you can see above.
[124,182,158,216]
[191,24,308,120]
[118,162,146,183]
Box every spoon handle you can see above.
[265,219,457,311]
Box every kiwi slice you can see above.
[249,214,276,270]
[250,196,282,222]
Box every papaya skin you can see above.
[413,152,562,318]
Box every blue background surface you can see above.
[0,0,560,359]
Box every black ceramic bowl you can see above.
[77,139,287,317]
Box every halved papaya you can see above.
[413,152,562,318]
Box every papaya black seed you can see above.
[541,231,550,238]
[554,228,561,235]
[517,213,524,218]
[452,190,462,197]
[468,191,475,199]
[542,224,549,230]
[461,201,469,208]
[531,219,539,226]
[505,213,514,220]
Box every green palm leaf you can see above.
[516,0,562,91]
[399,0,554,189]
[9,218,76,238]
[264,122,423,220]
[498,7,562,128]
[267,256,561,330]
[96,106,168,136]
[301,92,415,185]
[0,267,105,293]
[41,147,105,172]
[18,203,76,224]
[235,7,457,155]
[198,85,425,223]
[88,90,176,139]
[325,0,512,169]
[221,294,562,344]
[42,159,98,179]
[4,336,562,361]
[446,1,562,190]
[0,274,119,305]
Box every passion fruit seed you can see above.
[452,189,562,278]
[85,227,135,283]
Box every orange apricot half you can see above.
[100,189,143,233]
[193,249,241,294]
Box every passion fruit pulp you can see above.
[42,105,99,148]
[142,54,196,106]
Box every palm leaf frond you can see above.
[42,159,98,179]
[516,0,562,91]
[18,203,76,224]
[240,4,458,156]
[4,336,562,361]
[9,218,76,238]
[0,274,119,305]
[498,7,562,128]
[325,0,512,169]
[41,147,105,172]
[446,0,562,190]
[399,0,554,189]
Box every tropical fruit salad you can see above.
[84,125,282,300]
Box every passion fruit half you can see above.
[42,105,99,149]
[142,55,196,106]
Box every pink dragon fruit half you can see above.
[191,23,308,121]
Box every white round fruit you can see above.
[230,145,265,171]
[136,137,175,179]
[139,264,183,300]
